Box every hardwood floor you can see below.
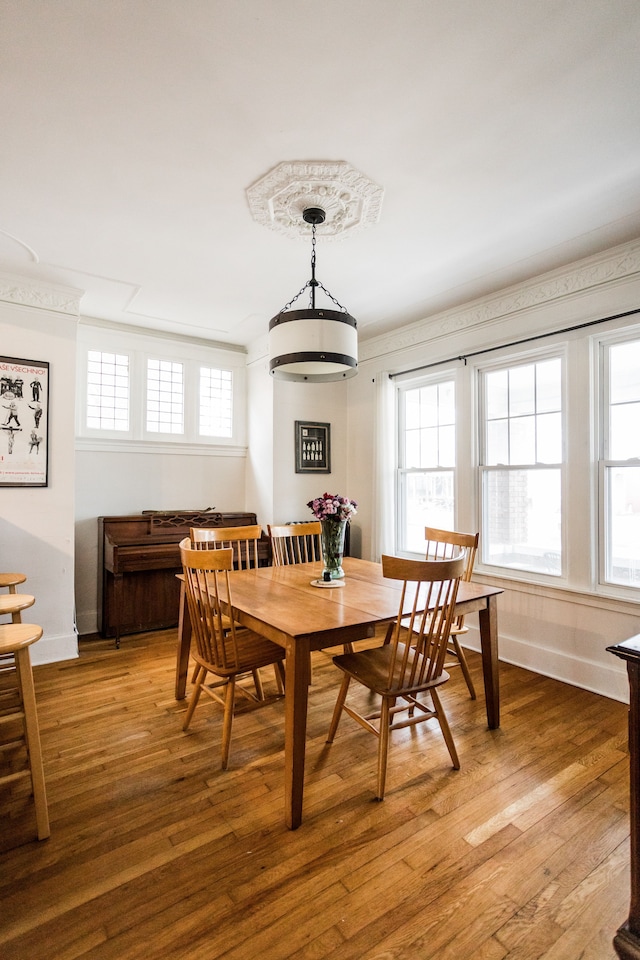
[0,629,631,959]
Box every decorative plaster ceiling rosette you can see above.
[246,161,383,240]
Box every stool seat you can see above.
[0,622,49,840]
[0,573,27,594]
[0,594,35,619]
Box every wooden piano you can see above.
[99,509,270,645]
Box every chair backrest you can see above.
[268,521,322,566]
[189,525,262,570]
[381,553,465,690]
[179,538,241,671]
[424,527,479,629]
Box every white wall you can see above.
[347,239,640,702]
[0,282,79,664]
[247,337,352,526]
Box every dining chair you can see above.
[187,525,280,696]
[423,527,480,700]
[179,539,285,770]
[190,524,262,570]
[268,521,322,566]
[327,552,465,800]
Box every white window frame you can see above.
[476,346,567,581]
[596,325,640,597]
[76,323,246,452]
[396,371,457,557]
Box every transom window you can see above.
[86,351,129,431]
[146,359,184,434]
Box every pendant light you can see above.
[269,207,358,382]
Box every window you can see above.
[86,351,129,431]
[146,359,184,434]
[480,356,563,575]
[601,337,640,587]
[397,378,455,553]
[199,367,233,438]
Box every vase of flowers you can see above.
[307,492,358,579]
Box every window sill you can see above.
[75,436,246,457]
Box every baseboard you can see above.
[31,630,78,666]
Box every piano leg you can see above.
[114,573,122,649]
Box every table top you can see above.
[225,557,502,648]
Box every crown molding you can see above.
[0,271,83,316]
[359,239,640,363]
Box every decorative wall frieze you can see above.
[359,238,640,363]
[0,271,82,316]
[246,160,383,240]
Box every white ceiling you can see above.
[2,0,640,349]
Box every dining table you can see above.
[174,556,504,830]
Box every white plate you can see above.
[310,579,345,588]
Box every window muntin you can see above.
[146,359,184,434]
[481,357,563,576]
[86,351,129,431]
[199,367,233,438]
[601,338,640,587]
[398,379,455,554]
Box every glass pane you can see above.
[510,415,536,464]
[405,430,420,468]
[404,389,420,430]
[610,402,640,460]
[420,426,438,468]
[483,468,561,574]
[199,366,233,438]
[509,364,535,417]
[610,341,640,404]
[86,351,129,430]
[536,358,562,413]
[486,369,508,419]
[486,419,508,465]
[403,471,455,553]
[439,423,455,467]
[419,385,438,427]
[606,465,640,585]
[536,411,562,463]
[438,381,455,425]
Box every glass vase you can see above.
[321,518,347,579]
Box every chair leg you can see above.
[274,661,285,694]
[16,647,50,840]
[375,698,391,801]
[252,669,265,700]
[220,678,236,771]
[451,635,476,699]
[183,669,207,731]
[430,687,460,769]
[327,674,351,742]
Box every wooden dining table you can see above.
[174,556,504,829]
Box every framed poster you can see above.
[295,420,331,474]
[0,356,49,487]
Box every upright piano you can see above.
[99,509,270,643]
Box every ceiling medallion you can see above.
[246,160,384,240]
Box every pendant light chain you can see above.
[276,217,348,315]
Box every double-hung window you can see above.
[480,355,563,575]
[600,336,640,587]
[397,377,455,554]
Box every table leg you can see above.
[175,582,191,700]
[478,594,500,729]
[284,637,312,830]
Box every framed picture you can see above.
[0,356,49,487]
[295,420,331,474]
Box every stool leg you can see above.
[15,647,50,840]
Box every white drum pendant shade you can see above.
[269,308,358,382]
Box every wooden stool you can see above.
[0,623,49,840]
[0,573,27,594]
[0,593,35,623]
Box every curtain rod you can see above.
[388,307,640,379]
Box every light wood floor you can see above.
[0,629,631,960]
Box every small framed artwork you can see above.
[295,420,331,474]
[0,356,49,487]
